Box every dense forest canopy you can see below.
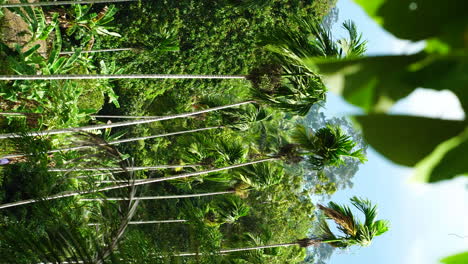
[0,0,395,263]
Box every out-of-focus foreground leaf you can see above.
[353,115,466,167]
[440,251,468,264]
[414,128,468,182]
[353,0,468,44]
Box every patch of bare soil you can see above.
[0,0,47,53]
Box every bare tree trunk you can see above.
[0,0,137,8]
[92,114,162,119]
[88,219,188,226]
[0,73,247,80]
[82,190,236,201]
[0,157,278,210]
[0,101,254,139]
[0,126,223,160]
[58,48,135,55]
[48,164,199,172]
[173,242,302,257]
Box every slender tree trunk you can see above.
[0,0,137,8]
[0,74,247,81]
[173,242,303,257]
[58,48,135,55]
[92,114,162,119]
[81,190,236,201]
[88,220,187,226]
[0,101,254,139]
[48,164,199,172]
[0,126,223,160]
[0,157,278,210]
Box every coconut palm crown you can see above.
[263,15,367,60]
[288,124,366,169]
[309,196,389,249]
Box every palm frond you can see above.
[236,162,284,190]
[338,20,367,57]
[350,196,377,227]
[319,203,357,236]
[316,197,389,249]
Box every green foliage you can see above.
[96,0,321,114]
[306,54,423,112]
[354,0,468,44]
[60,4,121,48]
[0,1,370,263]
[291,124,366,169]
[317,196,389,248]
[300,0,468,183]
[7,1,57,43]
[354,115,467,166]
[440,251,468,264]
[414,128,468,183]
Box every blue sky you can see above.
[321,1,468,264]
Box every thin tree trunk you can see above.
[173,242,302,257]
[92,114,162,119]
[58,48,135,55]
[48,164,199,172]
[81,190,235,201]
[0,101,254,139]
[0,126,223,160]
[0,74,248,81]
[88,220,187,226]
[0,0,137,8]
[0,157,277,210]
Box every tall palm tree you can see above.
[0,101,255,139]
[0,124,364,210]
[0,73,248,80]
[85,162,283,199]
[0,126,222,160]
[0,137,140,264]
[0,68,326,140]
[48,164,199,172]
[0,0,137,8]
[169,196,389,257]
[82,190,237,201]
[290,124,366,170]
[264,16,367,61]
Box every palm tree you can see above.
[0,0,137,8]
[0,126,222,160]
[0,101,254,139]
[82,190,237,201]
[0,73,248,80]
[290,124,366,170]
[264,16,367,61]
[57,47,136,55]
[48,164,200,172]
[0,139,140,264]
[169,196,388,257]
[85,162,282,199]
[0,158,277,210]
[88,219,188,225]
[0,69,326,140]
[0,124,365,209]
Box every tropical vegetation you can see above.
[0,0,392,263]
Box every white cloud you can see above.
[388,38,425,55]
[391,88,465,120]
[405,240,426,264]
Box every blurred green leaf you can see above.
[414,128,468,183]
[307,53,468,114]
[354,115,467,166]
[440,252,468,264]
[305,55,422,112]
[353,0,468,42]
[405,55,468,113]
